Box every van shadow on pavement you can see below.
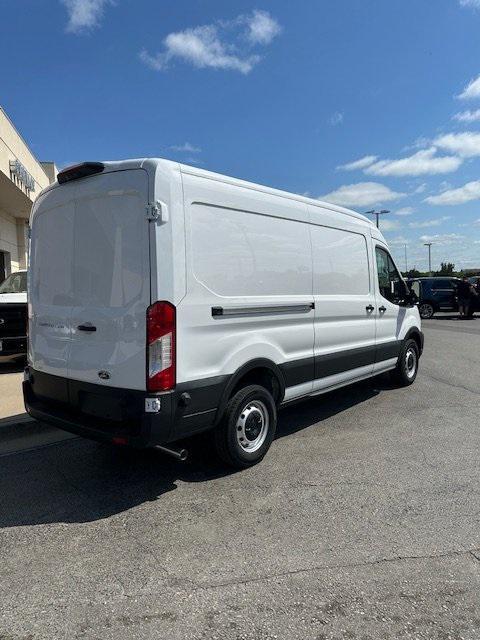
[0,377,383,529]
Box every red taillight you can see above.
[147,301,176,391]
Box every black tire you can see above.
[390,338,419,386]
[419,302,434,319]
[214,384,277,469]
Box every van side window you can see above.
[375,247,403,304]
[311,226,370,295]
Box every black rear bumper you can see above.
[23,368,226,448]
[0,336,27,357]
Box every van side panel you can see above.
[178,171,315,407]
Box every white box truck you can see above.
[24,159,423,468]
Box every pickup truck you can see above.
[0,270,27,361]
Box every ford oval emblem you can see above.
[98,370,111,380]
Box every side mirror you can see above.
[394,280,417,305]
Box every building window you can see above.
[0,251,11,284]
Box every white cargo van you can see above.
[24,159,423,468]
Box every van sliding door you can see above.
[309,217,376,391]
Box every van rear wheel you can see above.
[214,385,277,469]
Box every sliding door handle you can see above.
[77,324,97,332]
[366,305,375,313]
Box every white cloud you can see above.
[395,207,414,216]
[387,235,409,246]
[61,0,113,33]
[458,74,480,100]
[413,183,428,194]
[408,216,451,229]
[379,219,401,232]
[419,233,464,246]
[364,148,462,177]
[438,181,453,192]
[425,180,480,205]
[453,109,480,122]
[337,155,377,171]
[460,0,480,8]
[434,131,480,157]
[319,182,405,208]
[140,26,260,74]
[140,11,280,74]
[329,111,344,126]
[170,142,201,153]
[245,10,281,44]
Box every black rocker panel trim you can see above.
[23,340,405,446]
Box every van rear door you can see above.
[30,169,151,390]
[68,170,151,390]
[29,186,75,381]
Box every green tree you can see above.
[435,262,455,276]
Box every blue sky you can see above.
[2,0,480,270]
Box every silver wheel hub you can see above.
[420,304,433,318]
[235,400,269,453]
[405,348,417,379]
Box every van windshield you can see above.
[0,272,27,294]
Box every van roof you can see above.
[47,157,374,227]
[173,160,373,226]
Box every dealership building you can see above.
[0,107,56,281]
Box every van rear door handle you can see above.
[77,324,96,332]
[379,306,387,313]
[366,305,374,312]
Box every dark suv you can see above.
[407,277,462,319]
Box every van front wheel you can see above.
[214,385,277,469]
[390,338,419,386]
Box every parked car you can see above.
[0,270,28,361]
[24,159,423,469]
[468,275,480,291]
[407,277,464,319]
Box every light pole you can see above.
[365,209,390,228]
[404,243,408,273]
[424,242,433,275]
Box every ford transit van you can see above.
[24,159,423,468]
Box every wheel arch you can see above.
[214,359,286,426]
[404,327,424,356]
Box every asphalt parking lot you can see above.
[1,316,480,640]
